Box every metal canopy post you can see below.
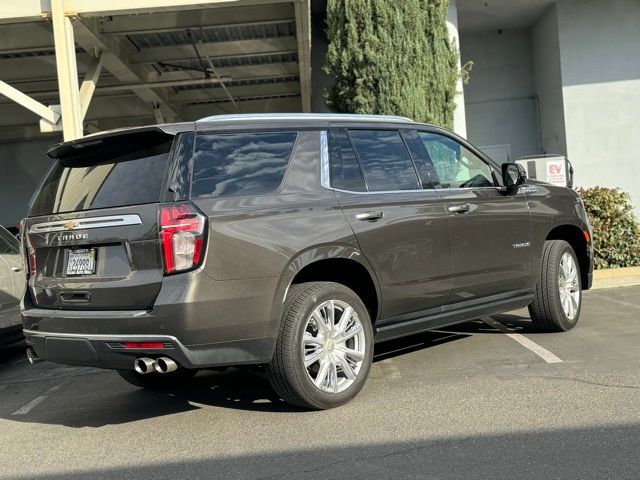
[51,0,83,141]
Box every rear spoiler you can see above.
[46,123,194,160]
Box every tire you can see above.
[117,367,197,390]
[528,240,582,332]
[266,282,374,410]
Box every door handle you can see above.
[448,204,470,214]
[356,211,384,222]
[11,267,21,273]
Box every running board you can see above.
[374,292,534,343]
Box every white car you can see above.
[0,226,24,346]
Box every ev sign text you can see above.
[546,158,567,187]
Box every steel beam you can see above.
[294,0,311,112]
[171,79,300,103]
[79,52,105,120]
[130,37,298,65]
[183,95,300,117]
[56,0,286,17]
[150,62,300,83]
[100,4,294,35]
[0,22,54,54]
[0,81,60,124]
[72,18,181,122]
[0,0,290,24]
[51,0,83,140]
[97,76,232,93]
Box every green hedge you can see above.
[576,187,640,269]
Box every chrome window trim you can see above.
[328,185,503,195]
[320,130,330,189]
[29,214,142,234]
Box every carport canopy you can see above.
[0,0,311,142]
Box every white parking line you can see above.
[379,358,402,379]
[11,384,62,416]
[482,317,563,364]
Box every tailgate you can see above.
[23,127,189,310]
[25,205,163,310]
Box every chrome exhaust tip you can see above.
[134,357,156,374]
[26,348,43,364]
[155,357,178,374]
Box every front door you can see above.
[416,130,533,305]
[329,127,452,320]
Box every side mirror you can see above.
[502,162,526,193]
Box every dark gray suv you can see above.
[21,114,593,409]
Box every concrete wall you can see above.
[460,28,542,162]
[0,138,55,227]
[532,3,567,156]
[556,0,640,205]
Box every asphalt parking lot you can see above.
[1,286,639,480]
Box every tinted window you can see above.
[192,132,297,198]
[402,132,438,189]
[330,130,366,192]
[348,130,419,192]
[418,132,495,188]
[30,143,171,216]
[0,227,19,255]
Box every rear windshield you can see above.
[30,140,172,216]
[191,131,298,198]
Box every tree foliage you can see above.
[576,187,640,269]
[324,0,461,129]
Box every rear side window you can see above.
[192,132,297,198]
[348,130,420,192]
[330,130,366,192]
[29,140,172,216]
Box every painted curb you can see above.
[592,266,640,289]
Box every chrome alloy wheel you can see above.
[558,252,580,320]
[302,299,366,394]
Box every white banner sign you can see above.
[546,158,567,187]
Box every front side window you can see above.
[192,132,297,198]
[418,132,495,188]
[348,130,420,192]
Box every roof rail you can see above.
[196,113,414,123]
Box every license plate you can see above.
[66,248,97,276]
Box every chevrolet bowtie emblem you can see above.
[64,220,78,230]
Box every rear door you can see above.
[24,129,187,310]
[416,130,532,304]
[330,127,452,320]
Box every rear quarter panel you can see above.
[190,130,368,340]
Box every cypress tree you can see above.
[324,0,462,129]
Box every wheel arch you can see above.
[545,223,590,290]
[271,245,382,328]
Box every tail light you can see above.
[21,220,36,277]
[159,202,206,275]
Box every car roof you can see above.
[47,114,440,158]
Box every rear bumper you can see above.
[23,328,275,369]
[21,271,287,369]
